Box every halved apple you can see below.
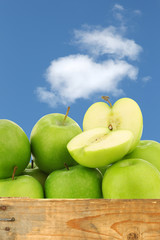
[67,128,134,168]
[83,97,143,152]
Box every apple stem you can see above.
[12,166,18,180]
[31,159,34,169]
[102,96,112,108]
[64,162,69,170]
[63,106,70,125]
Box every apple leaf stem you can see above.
[102,96,112,108]
[12,166,18,180]
[64,162,69,170]
[63,107,70,125]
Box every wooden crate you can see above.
[0,198,160,240]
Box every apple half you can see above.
[83,98,143,152]
[67,127,134,168]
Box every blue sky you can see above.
[0,0,160,142]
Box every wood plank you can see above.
[0,198,160,240]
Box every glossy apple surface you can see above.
[124,140,160,172]
[0,175,44,198]
[67,127,133,168]
[83,98,143,152]
[102,158,160,199]
[22,167,48,189]
[0,119,31,179]
[45,165,102,198]
[30,113,82,174]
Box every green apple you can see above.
[102,158,160,199]
[124,140,160,172]
[97,164,112,176]
[26,160,37,169]
[83,97,143,152]
[45,165,102,198]
[0,175,44,198]
[30,111,82,174]
[0,119,31,179]
[67,127,133,168]
[23,160,48,188]
[22,166,48,189]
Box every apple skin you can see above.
[45,165,103,198]
[22,167,48,189]
[83,98,143,153]
[102,158,160,199]
[97,164,112,176]
[30,113,82,174]
[0,175,44,198]
[124,140,160,172]
[0,119,31,179]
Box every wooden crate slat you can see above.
[0,198,160,240]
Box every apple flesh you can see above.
[83,98,143,153]
[124,140,160,172]
[30,113,82,174]
[0,119,31,179]
[67,127,133,168]
[45,165,102,198]
[0,175,44,198]
[102,158,160,199]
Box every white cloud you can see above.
[37,54,138,106]
[141,76,151,82]
[113,4,124,11]
[134,10,142,16]
[36,6,143,107]
[112,4,125,23]
[36,87,57,107]
[74,26,142,60]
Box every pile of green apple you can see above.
[1,97,160,199]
